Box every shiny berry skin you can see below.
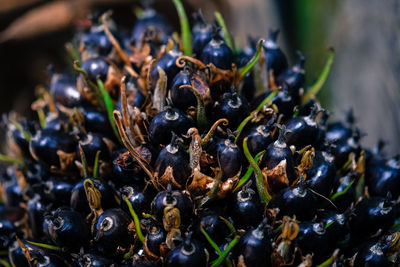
[229,183,264,229]
[212,91,249,129]
[44,178,75,207]
[130,8,172,46]
[245,116,275,157]
[284,108,321,149]
[81,107,113,138]
[151,188,193,226]
[83,26,115,56]
[276,51,305,96]
[92,208,135,259]
[366,157,400,198]
[112,148,150,188]
[144,224,166,258]
[0,219,16,250]
[200,31,233,70]
[77,132,111,164]
[154,139,191,188]
[151,48,182,89]
[193,208,230,244]
[214,137,242,179]
[120,185,152,217]
[8,240,30,267]
[29,129,76,167]
[191,11,213,56]
[267,179,317,221]
[294,222,332,264]
[75,253,114,267]
[49,73,81,108]
[81,57,109,82]
[259,126,296,192]
[263,29,288,78]
[233,219,272,267]
[170,67,197,112]
[353,237,393,267]
[331,172,357,213]
[27,194,47,239]
[349,195,398,238]
[165,234,208,267]
[45,207,89,250]
[305,151,336,196]
[148,107,194,147]
[70,178,118,215]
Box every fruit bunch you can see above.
[0,1,399,266]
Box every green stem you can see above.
[92,150,101,178]
[36,109,46,129]
[219,216,237,235]
[200,225,233,267]
[73,62,104,108]
[235,90,278,143]
[123,196,145,243]
[9,120,31,142]
[233,151,265,192]
[238,39,264,82]
[243,137,271,204]
[97,79,122,144]
[0,154,23,166]
[215,12,234,51]
[0,259,11,267]
[301,48,335,105]
[26,240,61,251]
[172,0,192,56]
[210,235,240,267]
[330,180,354,201]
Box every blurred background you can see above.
[0,0,399,154]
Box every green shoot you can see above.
[172,0,192,56]
[26,240,61,251]
[302,48,335,105]
[238,39,264,82]
[234,150,265,192]
[123,196,145,243]
[243,137,271,204]
[215,12,234,51]
[97,79,122,144]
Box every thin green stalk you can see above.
[325,221,335,229]
[97,79,122,144]
[36,109,46,129]
[200,225,233,267]
[235,90,277,143]
[210,235,240,267]
[215,12,234,51]
[173,0,192,56]
[243,137,271,204]
[123,196,145,243]
[73,61,102,102]
[316,250,339,267]
[219,216,237,235]
[0,259,11,267]
[26,240,61,251]
[256,90,278,111]
[234,151,265,192]
[330,180,354,201]
[238,39,264,82]
[301,48,335,105]
[92,150,101,178]
[9,120,31,141]
[0,154,23,166]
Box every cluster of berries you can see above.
[0,1,399,266]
